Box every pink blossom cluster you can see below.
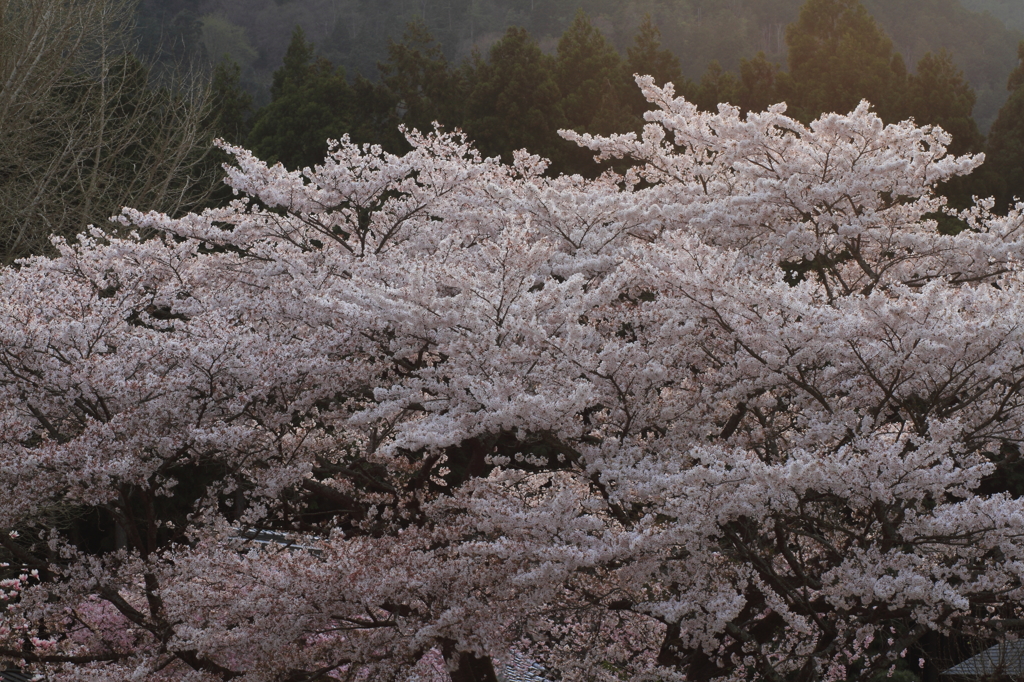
[1,77,1024,681]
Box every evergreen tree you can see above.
[589,75,634,138]
[349,74,408,154]
[695,61,741,113]
[556,11,633,174]
[627,14,686,92]
[377,20,464,136]
[903,50,984,212]
[202,58,256,209]
[786,0,906,121]
[863,0,1018,132]
[738,52,793,115]
[556,10,629,133]
[984,41,1024,213]
[462,27,564,164]
[271,25,317,101]
[626,15,694,116]
[209,58,254,146]
[1010,43,1024,92]
[247,27,354,171]
[906,50,983,157]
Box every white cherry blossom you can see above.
[2,80,1024,681]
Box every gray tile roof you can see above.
[1,671,34,682]
[497,651,551,682]
[943,641,1024,678]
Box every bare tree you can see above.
[0,0,221,265]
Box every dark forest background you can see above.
[136,0,1024,212]
[138,0,1023,131]
[4,0,1024,265]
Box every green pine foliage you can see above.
[553,11,635,174]
[869,0,1020,133]
[626,14,693,115]
[694,61,741,113]
[348,74,408,154]
[201,58,257,209]
[626,15,685,90]
[738,52,793,115]
[1010,43,1024,91]
[377,21,465,137]
[900,50,984,211]
[209,58,254,146]
[983,41,1024,212]
[152,0,1016,210]
[556,10,629,133]
[247,27,355,170]
[137,0,1023,135]
[786,0,906,121]
[906,50,984,157]
[462,27,565,164]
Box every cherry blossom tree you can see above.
[2,75,1024,682]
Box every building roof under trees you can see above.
[1,671,34,682]
[943,641,1024,678]
[496,651,550,682]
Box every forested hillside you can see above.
[7,0,1018,262]
[962,0,1024,32]
[138,0,1021,130]
[128,0,1024,214]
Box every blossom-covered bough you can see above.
[2,76,1024,681]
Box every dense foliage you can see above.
[192,0,1024,200]
[139,0,1022,131]
[961,0,1024,33]
[3,73,1024,681]
[981,41,1024,213]
[2,1,1024,680]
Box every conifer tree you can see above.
[555,11,632,175]
[247,27,354,170]
[906,50,983,157]
[626,16,682,88]
[348,74,408,154]
[786,0,906,121]
[626,15,693,117]
[271,26,318,101]
[900,49,984,212]
[462,27,564,164]
[694,60,741,113]
[984,41,1024,212]
[209,58,254,146]
[556,10,628,134]
[738,52,793,115]
[377,20,464,137]
[201,58,256,209]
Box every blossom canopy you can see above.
[1,77,1024,682]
